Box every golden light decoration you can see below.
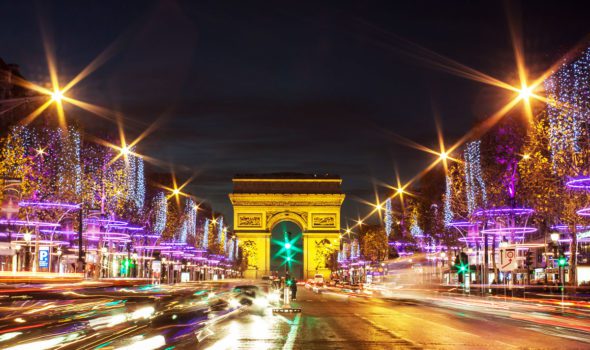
[13,45,118,129]
[35,147,46,157]
[159,173,196,207]
[50,90,64,102]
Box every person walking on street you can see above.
[290,277,298,300]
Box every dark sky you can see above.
[2,1,590,226]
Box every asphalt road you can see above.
[2,281,590,349]
[200,286,590,350]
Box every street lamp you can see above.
[550,233,560,242]
[51,89,64,102]
[22,231,33,271]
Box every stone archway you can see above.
[229,174,345,280]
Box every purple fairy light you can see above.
[472,208,534,217]
[480,227,537,235]
[566,177,590,190]
[19,201,81,210]
[0,219,60,227]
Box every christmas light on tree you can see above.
[464,140,487,214]
[443,174,453,226]
[351,239,359,258]
[227,237,235,260]
[153,192,167,236]
[56,127,82,199]
[217,217,226,253]
[384,198,393,237]
[202,218,210,249]
[410,207,423,237]
[545,47,590,168]
[184,198,197,241]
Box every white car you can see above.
[314,274,324,284]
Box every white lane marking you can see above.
[282,313,302,350]
[353,313,418,347]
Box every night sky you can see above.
[2,1,590,225]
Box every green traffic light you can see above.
[285,243,292,250]
[558,257,567,266]
[286,256,291,262]
[458,264,468,273]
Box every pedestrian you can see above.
[290,277,298,300]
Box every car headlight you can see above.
[253,297,268,308]
[229,299,241,309]
[267,293,280,303]
[131,306,155,320]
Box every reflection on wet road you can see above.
[2,280,590,349]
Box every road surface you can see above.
[200,286,590,349]
[1,281,589,349]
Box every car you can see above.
[232,285,269,312]
[312,281,324,293]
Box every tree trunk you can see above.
[491,235,498,283]
[570,227,577,286]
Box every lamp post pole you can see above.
[78,207,85,274]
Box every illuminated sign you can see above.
[577,231,590,240]
[38,246,50,268]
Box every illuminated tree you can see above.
[0,126,36,199]
[359,224,388,262]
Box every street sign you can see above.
[39,246,50,268]
[500,249,517,272]
[181,272,190,282]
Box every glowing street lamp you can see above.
[120,146,131,156]
[51,89,64,102]
[518,85,533,101]
[550,233,560,242]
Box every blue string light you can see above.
[202,218,210,250]
[384,198,393,237]
[153,192,167,236]
[545,47,590,168]
[464,140,486,214]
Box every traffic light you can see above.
[454,252,469,284]
[284,242,292,250]
[525,251,533,269]
[558,255,567,267]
